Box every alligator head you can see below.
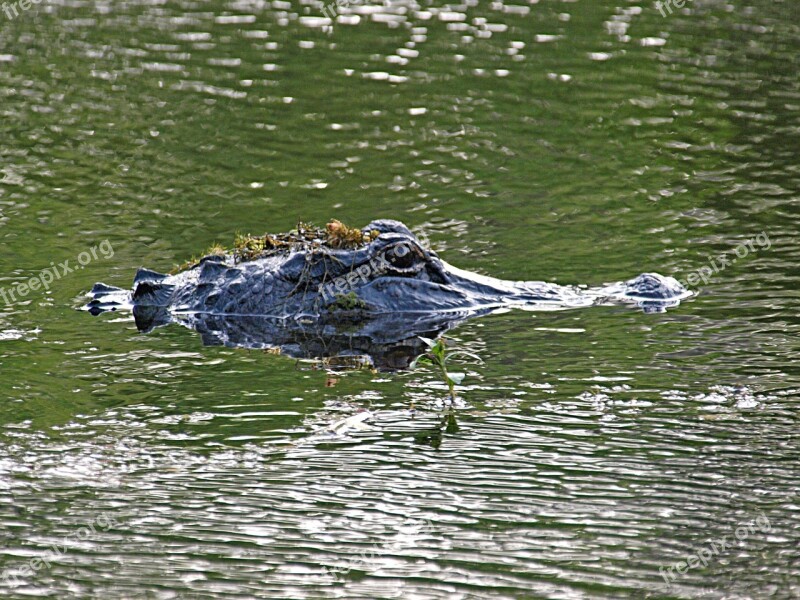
[84,219,691,370]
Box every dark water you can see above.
[1,0,799,598]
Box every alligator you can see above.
[85,219,691,370]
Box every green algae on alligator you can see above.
[170,219,381,274]
[83,219,692,369]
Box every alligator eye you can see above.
[387,243,417,271]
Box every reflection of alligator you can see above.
[85,219,691,370]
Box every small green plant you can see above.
[330,291,367,311]
[410,336,483,405]
[170,242,227,274]
[233,232,267,261]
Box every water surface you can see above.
[1,0,799,598]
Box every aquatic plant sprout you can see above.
[410,336,483,404]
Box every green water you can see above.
[1,0,799,598]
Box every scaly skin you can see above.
[85,219,691,369]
